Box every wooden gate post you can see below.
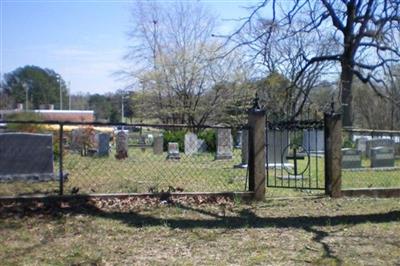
[324,112,342,198]
[248,96,266,200]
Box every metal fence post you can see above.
[248,96,266,200]
[59,123,64,195]
[324,112,342,198]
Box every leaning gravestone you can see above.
[196,139,208,153]
[342,148,362,169]
[234,129,248,168]
[215,128,233,160]
[0,133,55,182]
[356,137,368,156]
[97,133,110,156]
[185,132,198,155]
[115,131,128,160]
[302,129,324,154]
[167,142,180,160]
[366,139,395,158]
[370,146,395,168]
[266,129,291,168]
[153,135,164,155]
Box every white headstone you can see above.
[184,132,198,155]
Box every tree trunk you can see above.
[340,61,354,127]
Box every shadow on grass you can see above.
[2,197,400,264]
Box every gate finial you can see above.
[330,97,335,114]
[252,93,261,111]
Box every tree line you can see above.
[1,1,399,130]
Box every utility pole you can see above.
[68,81,71,110]
[58,76,63,110]
[121,94,124,123]
[23,82,29,110]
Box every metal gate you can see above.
[266,119,325,190]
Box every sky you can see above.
[1,0,261,94]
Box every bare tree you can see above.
[241,18,335,119]
[124,1,245,126]
[227,0,400,127]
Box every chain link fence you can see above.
[0,121,249,196]
[341,128,400,189]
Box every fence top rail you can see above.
[0,120,250,130]
[267,119,324,130]
[343,127,400,135]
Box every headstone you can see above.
[266,129,292,168]
[302,129,324,154]
[185,132,198,155]
[167,142,180,160]
[215,128,233,160]
[196,139,208,153]
[138,135,146,152]
[366,139,395,158]
[146,134,154,145]
[234,129,248,168]
[97,133,110,156]
[396,143,400,158]
[153,135,164,155]
[235,131,242,148]
[115,131,128,160]
[370,146,395,168]
[355,137,368,156]
[70,129,83,151]
[138,135,146,145]
[342,148,362,169]
[0,133,55,182]
[70,127,96,156]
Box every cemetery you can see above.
[1,120,400,197]
[1,0,400,265]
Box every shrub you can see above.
[198,129,216,152]
[163,130,185,152]
[5,112,44,133]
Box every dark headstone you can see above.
[396,143,400,158]
[153,136,164,155]
[235,131,242,148]
[0,133,55,182]
[97,133,110,156]
[115,131,128,160]
[366,139,395,158]
[342,148,362,169]
[370,146,395,168]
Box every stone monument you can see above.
[115,131,128,160]
[342,148,362,169]
[0,133,55,182]
[215,128,233,160]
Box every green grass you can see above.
[1,147,400,197]
[342,157,400,189]
[1,197,399,265]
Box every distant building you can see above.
[0,104,95,122]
